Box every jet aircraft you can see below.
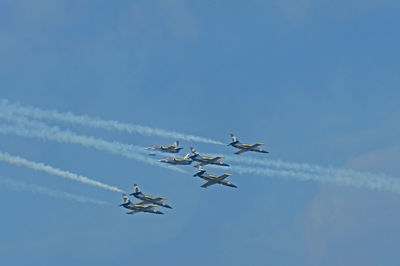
[190,147,229,167]
[146,141,183,153]
[228,134,269,155]
[159,153,192,165]
[119,194,163,215]
[130,184,172,209]
[193,166,236,188]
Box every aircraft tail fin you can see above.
[183,153,191,160]
[134,184,141,193]
[122,194,131,204]
[172,141,179,148]
[190,147,199,155]
[228,133,239,146]
[231,133,238,143]
[193,165,206,176]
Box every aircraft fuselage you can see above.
[131,193,172,209]
[191,155,229,166]
[232,143,268,153]
[159,158,192,165]
[147,145,183,153]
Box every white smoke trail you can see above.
[220,154,396,185]
[206,152,329,173]
[0,176,110,205]
[226,165,400,194]
[222,154,326,171]
[8,116,392,193]
[0,99,224,145]
[0,151,124,193]
[3,103,399,194]
[0,114,186,174]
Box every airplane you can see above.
[227,134,269,155]
[193,166,236,189]
[190,147,229,167]
[130,184,172,209]
[119,194,163,215]
[145,141,183,153]
[159,153,192,165]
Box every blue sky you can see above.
[1,1,400,265]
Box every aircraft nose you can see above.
[164,204,172,209]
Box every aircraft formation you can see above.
[120,134,269,215]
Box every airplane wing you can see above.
[216,174,232,181]
[154,197,167,200]
[234,144,263,154]
[127,210,140,215]
[251,143,264,148]
[201,181,217,188]
[234,149,250,155]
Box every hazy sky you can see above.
[1,1,400,265]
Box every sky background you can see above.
[1,0,400,265]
